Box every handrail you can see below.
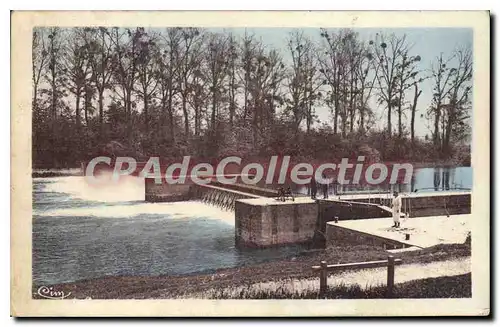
[311,256,402,298]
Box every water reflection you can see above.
[297,166,471,196]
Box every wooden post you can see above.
[319,261,328,297]
[387,255,395,298]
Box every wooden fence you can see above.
[312,255,403,298]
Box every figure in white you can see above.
[391,191,402,228]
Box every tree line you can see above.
[32,27,472,168]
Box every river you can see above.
[32,167,472,285]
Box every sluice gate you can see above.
[189,183,261,211]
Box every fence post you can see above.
[387,255,395,298]
[319,261,328,298]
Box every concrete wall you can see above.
[347,193,471,217]
[403,194,471,216]
[325,223,406,249]
[235,199,318,248]
[317,200,392,223]
[144,178,191,202]
[209,181,278,197]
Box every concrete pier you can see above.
[235,197,318,248]
[325,214,470,249]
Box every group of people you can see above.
[309,174,404,229]
[309,173,332,200]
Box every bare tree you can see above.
[44,27,66,126]
[429,46,472,155]
[135,30,159,133]
[62,28,93,129]
[109,27,142,138]
[320,29,373,136]
[227,33,239,128]
[239,31,252,124]
[84,27,114,133]
[244,43,286,146]
[286,31,320,135]
[32,28,48,113]
[370,33,409,137]
[319,29,342,135]
[176,28,204,139]
[263,49,286,134]
[188,65,208,137]
[156,28,182,142]
[205,32,231,133]
[442,46,473,154]
[393,47,423,137]
[410,83,422,142]
[353,42,378,132]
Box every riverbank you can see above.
[31,160,470,178]
[204,272,472,299]
[34,243,470,299]
[32,168,81,178]
[198,261,471,299]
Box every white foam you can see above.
[36,199,235,225]
[40,174,145,202]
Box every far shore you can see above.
[32,161,471,178]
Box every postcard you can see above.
[11,10,490,317]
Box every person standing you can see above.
[310,176,317,199]
[391,191,402,228]
[322,172,329,199]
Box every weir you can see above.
[144,177,471,249]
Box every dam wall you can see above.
[145,178,191,202]
[144,178,471,249]
[342,192,471,217]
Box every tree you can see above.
[320,29,376,136]
[262,49,286,137]
[62,28,93,129]
[135,30,159,133]
[109,27,142,139]
[410,83,422,142]
[286,31,320,135]
[353,40,378,132]
[44,27,66,129]
[205,32,231,133]
[176,28,204,139]
[239,31,258,125]
[227,33,239,128]
[319,29,343,135]
[156,28,182,142]
[442,46,473,154]
[84,27,114,134]
[428,46,472,155]
[30,26,472,168]
[32,28,48,113]
[246,45,286,147]
[371,33,409,137]
[393,47,423,138]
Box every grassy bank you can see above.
[205,273,471,299]
[34,243,470,299]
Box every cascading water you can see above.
[196,187,240,211]
[33,175,306,286]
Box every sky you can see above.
[208,27,473,138]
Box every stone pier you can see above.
[234,197,318,248]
